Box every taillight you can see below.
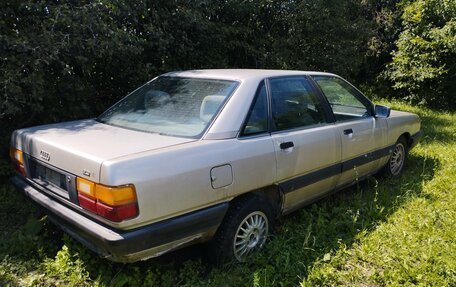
[10,147,26,176]
[76,177,138,222]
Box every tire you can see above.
[382,136,408,177]
[208,195,276,263]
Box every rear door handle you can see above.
[343,128,353,135]
[280,141,294,150]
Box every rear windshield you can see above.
[98,76,238,138]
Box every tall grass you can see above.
[0,100,455,286]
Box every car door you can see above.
[311,75,388,187]
[234,81,278,198]
[268,76,341,213]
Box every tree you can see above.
[385,0,456,108]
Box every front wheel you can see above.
[208,195,276,263]
[383,136,408,177]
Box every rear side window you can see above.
[313,76,371,121]
[270,77,325,131]
[241,81,268,136]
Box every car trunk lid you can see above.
[11,119,195,182]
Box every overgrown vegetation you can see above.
[385,0,456,108]
[0,101,454,286]
[0,0,371,179]
[1,0,455,181]
[1,0,455,285]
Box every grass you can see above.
[0,100,455,286]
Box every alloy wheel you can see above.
[390,143,405,176]
[233,211,269,261]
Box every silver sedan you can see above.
[10,69,421,263]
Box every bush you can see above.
[0,0,377,180]
[385,0,456,109]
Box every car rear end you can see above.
[9,121,150,224]
[8,73,241,262]
[8,120,208,262]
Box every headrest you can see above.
[200,95,225,122]
[144,90,172,110]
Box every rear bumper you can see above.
[10,175,228,262]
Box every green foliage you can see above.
[0,100,455,286]
[385,0,456,108]
[0,0,376,181]
[0,0,455,285]
[0,2,454,177]
[0,1,148,121]
[362,0,403,83]
[43,244,93,286]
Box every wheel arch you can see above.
[398,132,412,149]
[207,186,282,263]
[227,185,283,217]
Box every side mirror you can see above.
[374,105,391,118]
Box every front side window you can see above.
[313,76,371,121]
[98,76,238,138]
[270,77,325,131]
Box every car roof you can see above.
[163,69,336,81]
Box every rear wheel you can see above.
[208,195,276,263]
[233,211,269,261]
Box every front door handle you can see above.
[280,141,294,150]
[343,128,353,135]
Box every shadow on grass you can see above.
[419,115,455,143]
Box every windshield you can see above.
[98,76,238,138]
